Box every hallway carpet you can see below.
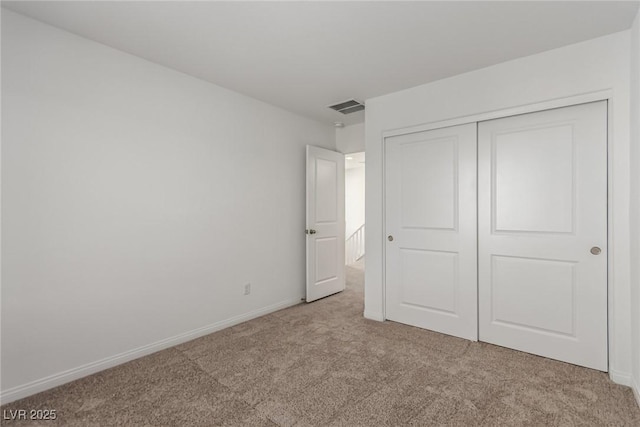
[2,259,639,426]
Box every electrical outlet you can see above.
[244,283,251,295]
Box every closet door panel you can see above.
[478,101,608,371]
[385,123,478,341]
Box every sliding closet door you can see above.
[385,124,477,341]
[478,101,608,370]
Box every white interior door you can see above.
[306,145,345,302]
[385,123,478,341]
[478,101,608,371]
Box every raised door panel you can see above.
[400,137,457,231]
[315,158,338,223]
[399,249,458,315]
[493,125,575,234]
[490,256,576,336]
[315,237,338,284]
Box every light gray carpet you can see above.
[2,258,639,426]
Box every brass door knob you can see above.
[388,235,394,242]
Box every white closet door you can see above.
[385,123,478,341]
[478,101,608,371]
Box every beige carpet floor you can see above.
[2,259,639,426]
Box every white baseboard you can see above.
[609,369,633,387]
[364,310,384,322]
[0,297,301,405]
[609,370,639,408]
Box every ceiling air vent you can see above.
[328,99,365,115]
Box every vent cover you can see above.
[328,99,365,115]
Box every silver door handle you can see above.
[306,229,317,235]
[590,246,601,255]
[388,235,394,242]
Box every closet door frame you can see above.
[381,90,613,371]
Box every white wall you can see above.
[0,10,335,402]
[365,31,634,384]
[345,164,365,239]
[630,10,640,406]
[336,122,365,154]
[339,123,366,241]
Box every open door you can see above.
[306,145,345,302]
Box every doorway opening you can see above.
[345,151,365,268]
